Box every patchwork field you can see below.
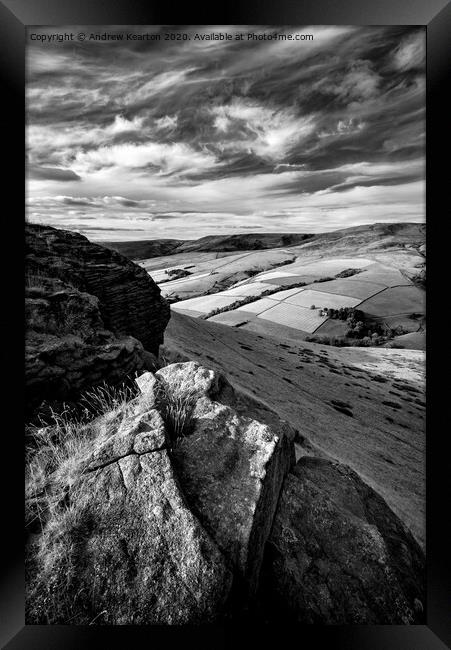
[142,249,296,300]
[169,257,425,339]
[135,223,425,347]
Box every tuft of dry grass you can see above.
[153,380,197,450]
[25,382,139,526]
[26,488,100,624]
[25,380,144,624]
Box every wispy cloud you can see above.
[26,25,425,240]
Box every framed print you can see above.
[0,0,449,648]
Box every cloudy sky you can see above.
[26,25,425,241]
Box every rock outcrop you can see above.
[26,224,170,354]
[26,362,295,624]
[25,224,169,412]
[259,457,425,624]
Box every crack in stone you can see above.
[86,445,166,474]
[117,461,128,493]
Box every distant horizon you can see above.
[26,218,424,244]
[26,25,425,241]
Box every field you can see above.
[171,293,246,316]
[359,286,425,316]
[273,257,374,275]
[258,302,328,332]
[263,274,321,286]
[383,331,426,350]
[208,311,256,326]
[301,278,385,299]
[282,289,361,309]
[236,297,280,314]
[254,269,300,281]
[221,282,275,297]
[313,319,349,337]
[356,265,413,287]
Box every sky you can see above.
[26,25,425,242]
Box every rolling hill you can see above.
[103,223,425,260]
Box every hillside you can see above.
[103,223,425,261]
[164,310,425,550]
[175,232,314,253]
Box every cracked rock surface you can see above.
[26,362,294,624]
[26,406,232,624]
[139,362,296,596]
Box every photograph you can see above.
[24,24,427,626]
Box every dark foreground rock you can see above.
[25,224,169,412]
[259,456,425,624]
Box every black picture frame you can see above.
[1,1,449,648]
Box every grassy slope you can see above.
[164,311,425,550]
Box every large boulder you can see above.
[138,362,296,597]
[26,362,295,624]
[259,457,426,624]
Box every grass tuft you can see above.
[153,380,197,450]
[26,381,139,524]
